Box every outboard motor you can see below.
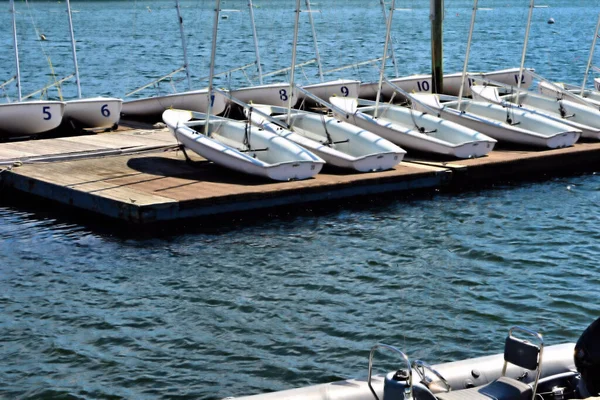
[574,317,600,396]
[384,369,412,400]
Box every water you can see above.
[1,1,600,399]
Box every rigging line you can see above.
[24,0,61,99]
[320,113,333,146]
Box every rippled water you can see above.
[1,1,600,399]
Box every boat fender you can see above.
[574,317,600,396]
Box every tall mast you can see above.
[516,0,534,106]
[65,0,82,98]
[457,0,478,111]
[375,0,395,118]
[305,0,323,82]
[248,0,263,85]
[10,0,22,101]
[287,0,301,126]
[380,0,399,78]
[175,0,192,91]
[204,0,221,136]
[581,14,600,94]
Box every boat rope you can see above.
[320,114,334,146]
[244,107,253,151]
[24,0,62,100]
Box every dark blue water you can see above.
[1,1,600,399]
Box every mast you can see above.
[10,0,22,101]
[380,0,399,78]
[431,0,444,93]
[65,0,82,98]
[287,0,301,126]
[516,0,534,105]
[305,0,323,82]
[248,0,263,85]
[457,0,478,111]
[581,14,600,94]
[175,0,192,91]
[204,0,221,136]
[375,0,395,118]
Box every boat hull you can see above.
[302,79,361,102]
[260,112,405,171]
[359,68,534,99]
[230,83,298,108]
[163,110,324,181]
[64,97,123,129]
[0,101,65,138]
[122,89,227,120]
[228,343,575,400]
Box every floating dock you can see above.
[1,125,600,224]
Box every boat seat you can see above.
[436,327,543,400]
[435,376,531,400]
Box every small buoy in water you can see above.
[548,17,555,24]
[221,14,229,19]
[40,34,47,41]
[146,6,151,12]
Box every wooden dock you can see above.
[1,125,600,224]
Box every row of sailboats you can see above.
[0,0,122,139]
[161,0,600,182]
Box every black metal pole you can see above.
[431,0,444,94]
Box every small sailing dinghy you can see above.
[163,109,323,181]
[1,0,65,139]
[331,97,496,158]
[248,105,405,172]
[328,1,496,159]
[471,85,600,140]
[227,318,600,400]
[417,0,580,149]
[412,93,581,148]
[62,0,122,130]
[121,1,227,121]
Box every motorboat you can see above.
[162,109,324,181]
[225,318,600,400]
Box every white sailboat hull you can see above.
[230,83,298,108]
[331,100,496,158]
[415,95,581,148]
[162,110,324,181]
[498,91,600,140]
[359,67,534,99]
[302,79,360,102]
[0,101,65,138]
[538,81,600,109]
[122,89,227,119]
[63,97,123,129]
[254,111,405,171]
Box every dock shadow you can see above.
[127,156,279,186]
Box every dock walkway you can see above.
[1,127,599,224]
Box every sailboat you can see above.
[62,0,122,130]
[121,1,227,121]
[471,84,600,140]
[329,0,496,159]
[228,0,360,110]
[537,15,600,109]
[242,0,404,172]
[0,0,65,139]
[410,0,581,149]
[162,0,324,181]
